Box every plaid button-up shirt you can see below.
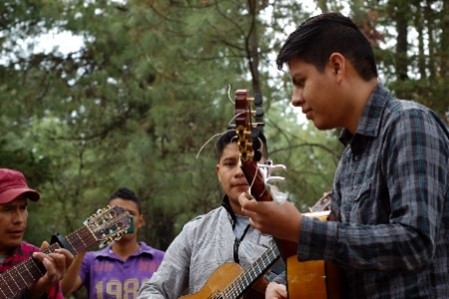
[299,85,449,298]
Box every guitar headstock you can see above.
[233,89,287,203]
[83,205,134,248]
[234,89,264,163]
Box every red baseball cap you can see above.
[0,168,40,204]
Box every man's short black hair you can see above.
[108,187,142,212]
[276,12,378,81]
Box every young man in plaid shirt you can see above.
[239,12,449,299]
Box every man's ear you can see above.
[137,214,145,228]
[328,52,346,75]
[216,164,221,182]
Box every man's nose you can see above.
[234,165,245,178]
[291,88,304,107]
[12,209,27,223]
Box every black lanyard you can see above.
[233,224,250,264]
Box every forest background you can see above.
[1,0,448,278]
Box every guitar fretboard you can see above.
[223,244,280,298]
[0,225,96,299]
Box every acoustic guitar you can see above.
[286,192,341,299]
[180,244,280,299]
[234,89,341,299]
[0,205,132,299]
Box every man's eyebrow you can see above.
[222,156,237,162]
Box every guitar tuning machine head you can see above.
[254,93,263,106]
[260,163,285,184]
[257,160,289,204]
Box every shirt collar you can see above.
[339,84,391,145]
[96,241,156,258]
[221,195,237,228]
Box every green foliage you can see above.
[1,0,448,255]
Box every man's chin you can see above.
[6,239,22,249]
[313,120,333,130]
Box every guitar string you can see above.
[0,243,60,298]
[0,271,13,298]
[195,83,236,160]
[222,245,280,298]
[194,110,245,160]
[195,130,228,159]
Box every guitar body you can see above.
[179,263,264,299]
[287,259,342,299]
[287,257,327,299]
[287,211,341,299]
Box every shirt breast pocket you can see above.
[341,181,373,223]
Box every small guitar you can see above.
[0,205,132,299]
[234,90,341,299]
[180,244,281,299]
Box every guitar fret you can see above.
[0,248,58,298]
[0,274,13,297]
[5,270,22,295]
[0,285,8,298]
[65,237,78,254]
[23,261,37,282]
[224,245,280,298]
[30,257,46,279]
[66,227,98,253]
[15,261,34,285]
[67,229,88,254]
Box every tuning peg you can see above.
[254,93,263,106]
[255,107,264,117]
[266,162,287,173]
[266,176,285,184]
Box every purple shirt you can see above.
[80,242,164,299]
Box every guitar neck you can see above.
[241,160,269,201]
[222,245,281,298]
[0,226,96,299]
[241,160,298,259]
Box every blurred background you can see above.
[1,0,448,271]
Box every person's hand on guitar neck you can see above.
[238,192,302,243]
[27,241,74,299]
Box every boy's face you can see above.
[0,196,28,255]
[216,142,249,212]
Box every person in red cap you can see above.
[0,168,73,299]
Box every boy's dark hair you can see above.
[276,12,377,81]
[216,129,268,161]
[108,187,142,212]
